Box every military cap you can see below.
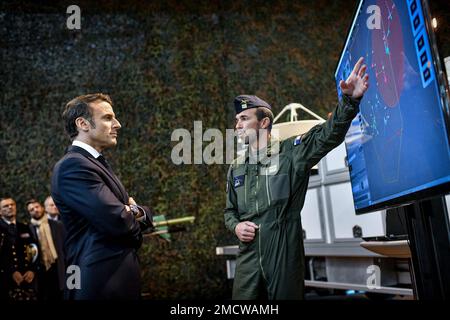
[234,95,272,115]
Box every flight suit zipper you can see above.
[244,172,247,207]
[256,175,259,214]
[265,168,271,207]
[258,223,268,282]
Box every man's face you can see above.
[1,198,17,221]
[235,108,261,144]
[84,101,122,152]
[27,202,45,220]
[44,197,59,216]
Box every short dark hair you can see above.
[256,107,274,130]
[63,93,113,139]
[25,198,42,208]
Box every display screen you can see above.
[335,0,450,213]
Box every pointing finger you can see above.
[352,57,364,75]
[358,64,367,78]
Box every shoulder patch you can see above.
[293,135,302,146]
[233,175,245,188]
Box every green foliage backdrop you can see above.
[1,0,449,299]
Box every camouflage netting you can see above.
[1,0,449,299]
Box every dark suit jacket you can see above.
[29,219,66,291]
[51,145,145,300]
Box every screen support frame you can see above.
[388,196,450,299]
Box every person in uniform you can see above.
[224,57,369,299]
[0,197,39,301]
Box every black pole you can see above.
[396,196,450,299]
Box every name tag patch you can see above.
[233,175,245,188]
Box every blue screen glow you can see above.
[335,0,450,212]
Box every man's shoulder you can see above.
[53,149,93,172]
[48,219,63,228]
[275,137,297,154]
[16,221,31,233]
[0,219,8,230]
[48,219,65,236]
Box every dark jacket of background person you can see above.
[29,218,66,299]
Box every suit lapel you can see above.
[66,146,128,203]
[48,220,57,243]
[92,157,128,201]
[29,224,38,241]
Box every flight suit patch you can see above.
[293,135,302,146]
[234,175,245,188]
[268,165,278,175]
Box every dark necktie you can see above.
[97,155,113,173]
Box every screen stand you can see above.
[390,196,450,299]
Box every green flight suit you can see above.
[224,95,360,300]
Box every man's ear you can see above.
[260,117,271,130]
[75,117,90,132]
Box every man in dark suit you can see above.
[26,198,65,300]
[51,93,153,300]
[0,197,39,301]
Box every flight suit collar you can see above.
[246,138,281,166]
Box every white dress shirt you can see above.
[72,140,101,159]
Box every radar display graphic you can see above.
[335,0,450,213]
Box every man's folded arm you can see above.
[54,158,141,239]
[129,204,155,232]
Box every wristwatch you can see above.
[129,204,145,221]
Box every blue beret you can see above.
[234,95,272,115]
